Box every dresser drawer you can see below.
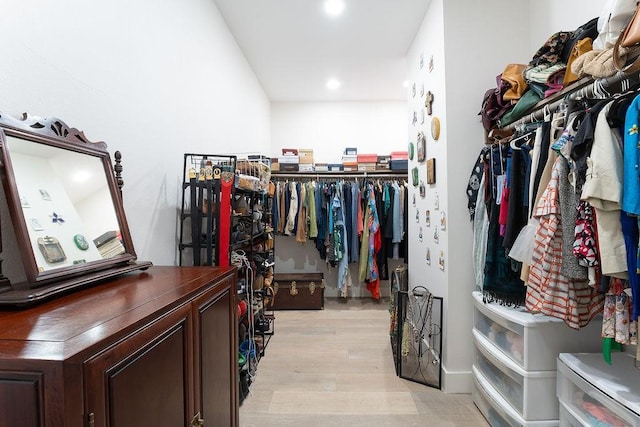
[472,292,601,371]
[473,366,559,427]
[557,353,640,427]
[473,330,558,420]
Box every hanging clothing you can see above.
[581,101,628,278]
[525,157,603,329]
[284,181,297,235]
[350,183,360,263]
[482,143,525,305]
[295,183,307,243]
[473,172,490,291]
[364,185,381,299]
[308,182,318,239]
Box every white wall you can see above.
[271,102,407,162]
[0,0,271,272]
[528,0,603,54]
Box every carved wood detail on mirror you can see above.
[0,112,151,306]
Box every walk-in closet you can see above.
[0,1,638,426]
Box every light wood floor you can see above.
[239,297,489,426]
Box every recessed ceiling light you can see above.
[324,0,345,16]
[326,78,341,90]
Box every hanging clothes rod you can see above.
[503,70,640,131]
[271,171,407,179]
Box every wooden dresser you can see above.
[0,266,238,427]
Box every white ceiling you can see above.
[213,0,430,102]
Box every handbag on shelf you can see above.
[613,4,640,73]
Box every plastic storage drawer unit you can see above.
[559,401,586,427]
[557,353,640,427]
[472,292,601,371]
[473,330,558,420]
[473,366,559,427]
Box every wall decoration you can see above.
[420,108,425,125]
[426,158,436,184]
[29,218,44,231]
[412,193,416,207]
[419,226,423,242]
[20,196,30,208]
[431,116,441,140]
[39,189,52,201]
[425,247,431,265]
[428,55,434,73]
[420,82,425,98]
[419,181,426,199]
[412,83,416,98]
[433,227,439,244]
[438,251,445,271]
[425,210,431,227]
[420,52,424,69]
[417,131,426,162]
[425,91,434,116]
[409,142,415,160]
[50,212,65,225]
[434,192,439,210]
[37,236,66,264]
[412,111,418,126]
[74,234,89,251]
[416,209,420,223]
[412,167,419,187]
[440,211,447,231]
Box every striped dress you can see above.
[525,157,604,329]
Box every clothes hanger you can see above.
[509,130,535,151]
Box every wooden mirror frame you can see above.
[0,112,151,305]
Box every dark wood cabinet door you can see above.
[0,371,44,427]
[194,277,238,427]
[84,303,194,427]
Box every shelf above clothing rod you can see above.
[271,170,408,179]
[502,70,640,131]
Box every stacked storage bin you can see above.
[471,291,602,426]
[557,352,640,426]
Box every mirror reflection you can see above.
[6,135,123,272]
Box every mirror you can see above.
[0,112,151,305]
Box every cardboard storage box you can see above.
[279,163,299,172]
[357,154,377,163]
[298,149,314,164]
[358,163,376,171]
[272,273,325,310]
[279,155,299,164]
[390,159,408,171]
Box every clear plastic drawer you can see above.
[472,292,601,371]
[473,366,559,427]
[557,353,640,427]
[474,330,558,420]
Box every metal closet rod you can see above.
[271,171,407,179]
[503,70,640,131]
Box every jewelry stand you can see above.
[397,285,443,389]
